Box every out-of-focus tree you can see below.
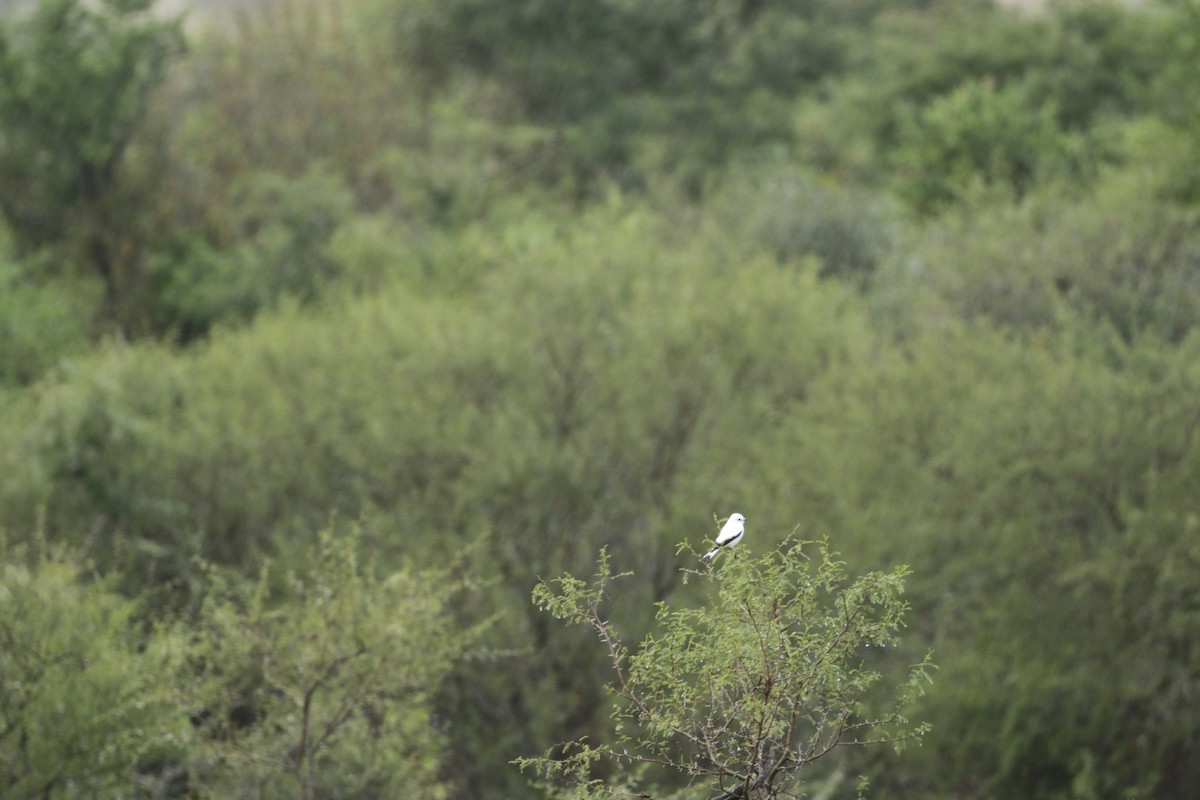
[390,0,925,193]
[892,77,1083,214]
[0,0,182,330]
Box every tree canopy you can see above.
[2,0,1200,798]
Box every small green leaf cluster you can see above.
[892,77,1084,214]
[520,540,932,800]
[0,249,91,387]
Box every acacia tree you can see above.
[518,537,933,799]
[186,526,487,800]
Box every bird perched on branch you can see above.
[702,512,746,561]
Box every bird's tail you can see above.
[702,546,720,562]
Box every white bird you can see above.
[702,512,746,561]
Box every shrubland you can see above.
[2,0,1200,798]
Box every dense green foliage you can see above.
[0,535,188,798]
[3,0,1200,797]
[0,0,183,331]
[0,526,474,800]
[185,524,477,800]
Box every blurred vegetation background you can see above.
[2,0,1199,797]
